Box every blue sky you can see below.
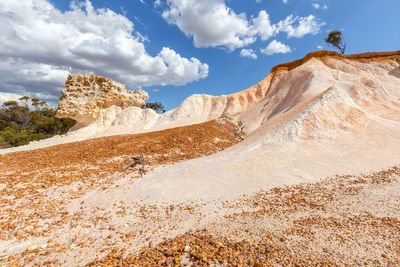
[0,0,399,110]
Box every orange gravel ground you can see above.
[89,166,400,266]
[1,118,400,266]
[0,119,239,265]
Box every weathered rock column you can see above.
[56,74,148,126]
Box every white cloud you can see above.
[250,10,276,41]
[261,40,292,55]
[317,45,323,49]
[282,0,288,4]
[0,92,24,105]
[313,2,328,10]
[256,0,262,3]
[162,0,324,51]
[154,0,162,7]
[312,3,320,9]
[157,47,209,85]
[240,49,257,59]
[162,0,255,51]
[276,15,325,38]
[152,88,159,92]
[0,0,208,103]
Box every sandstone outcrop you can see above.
[7,49,395,153]
[238,50,400,137]
[56,74,148,126]
[54,72,272,135]
[131,50,400,203]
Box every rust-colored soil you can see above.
[88,166,400,266]
[1,119,399,266]
[271,50,400,72]
[0,119,239,243]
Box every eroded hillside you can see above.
[0,119,240,265]
[1,50,400,266]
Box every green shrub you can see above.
[0,96,76,148]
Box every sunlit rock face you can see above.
[54,51,400,143]
[54,71,272,134]
[238,50,400,139]
[56,74,148,126]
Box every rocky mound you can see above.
[51,65,274,138]
[56,74,148,127]
[239,50,400,138]
[128,50,400,202]
[5,50,398,154]
[56,50,400,141]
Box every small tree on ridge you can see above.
[324,30,346,54]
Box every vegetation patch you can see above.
[0,96,76,148]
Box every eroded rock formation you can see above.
[56,74,148,126]
[238,50,400,137]
[51,50,400,143]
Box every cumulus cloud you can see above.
[312,2,328,10]
[162,0,255,51]
[161,0,324,51]
[240,49,257,59]
[0,92,24,105]
[317,45,323,49]
[0,0,208,103]
[154,0,162,7]
[312,3,320,9]
[261,40,292,55]
[276,15,325,38]
[282,0,288,4]
[249,10,276,41]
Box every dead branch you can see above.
[235,120,245,141]
[123,153,146,177]
[218,115,234,121]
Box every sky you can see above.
[0,0,399,110]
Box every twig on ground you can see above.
[123,153,146,177]
[235,120,245,141]
[219,115,234,121]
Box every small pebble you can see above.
[27,245,38,251]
